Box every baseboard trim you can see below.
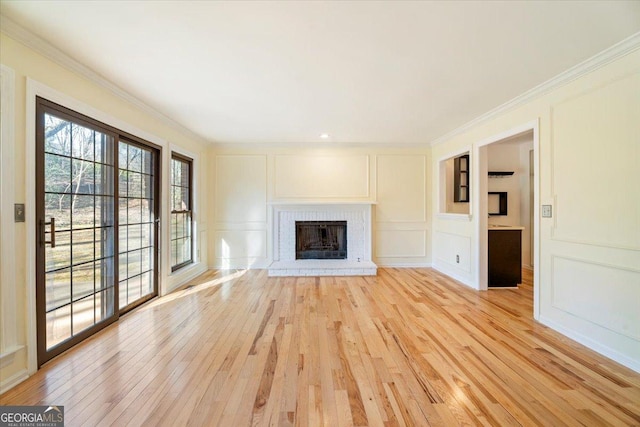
[431,263,476,290]
[539,315,640,374]
[376,262,432,268]
[0,369,29,394]
[166,263,208,294]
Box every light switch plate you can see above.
[542,205,552,218]
[15,203,25,222]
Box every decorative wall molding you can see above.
[550,254,640,342]
[215,154,268,223]
[0,64,18,355]
[433,230,472,275]
[0,15,210,146]
[430,32,640,146]
[375,229,427,258]
[375,154,427,223]
[274,154,370,199]
[549,72,640,252]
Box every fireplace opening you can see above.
[296,221,347,260]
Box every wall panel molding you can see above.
[215,155,268,223]
[375,154,427,223]
[550,254,640,342]
[434,230,472,273]
[375,230,427,258]
[214,230,268,260]
[549,72,640,251]
[274,154,370,199]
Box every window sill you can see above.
[171,261,194,273]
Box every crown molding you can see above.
[0,14,211,146]
[430,31,640,147]
[210,140,431,150]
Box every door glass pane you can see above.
[41,111,115,354]
[46,305,71,349]
[72,262,95,301]
[118,141,157,310]
[72,229,95,265]
[45,231,71,272]
[72,195,96,229]
[72,295,95,334]
[44,154,71,194]
[45,268,71,312]
[45,193,70,230]
[95,288,114,322]
[44,117,71,156]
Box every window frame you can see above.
[170,152,194,272]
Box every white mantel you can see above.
[268,202,378,276]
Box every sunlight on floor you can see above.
[140,269,247,310]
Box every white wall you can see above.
[209,148,431,269]
[431,47,640,371]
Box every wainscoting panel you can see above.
[551,255,640,341]
[214,230,268,266]
[434,231,471,273]
[274,154,369,199]
[215,155,267,223]
[375,229,426,258]
[550,72,640,250]
[376,155,427,223]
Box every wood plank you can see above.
[2,268,639,426]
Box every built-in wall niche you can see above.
[488,192,508,216]
[439,151,471,215]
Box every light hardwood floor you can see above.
[2,268,639,426]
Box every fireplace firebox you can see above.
[296,221,347,259]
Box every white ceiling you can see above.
[2,1,640,146]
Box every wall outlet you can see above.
[542,205,552,218]
[456,254,460,263]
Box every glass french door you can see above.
[118,141,158,312]
[36,98,159,366]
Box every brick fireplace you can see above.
[268,202,377,276]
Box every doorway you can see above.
[35,98,160,366]
[476,122,540,318]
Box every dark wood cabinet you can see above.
[453,154,469,202]
[488,229,522,288]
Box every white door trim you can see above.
[474,119,540,320]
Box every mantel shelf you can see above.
[268,200,377,205]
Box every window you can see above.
[171,153,193,271]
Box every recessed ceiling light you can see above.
[319,133,331,140]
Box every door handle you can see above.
[43,217,56,248]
